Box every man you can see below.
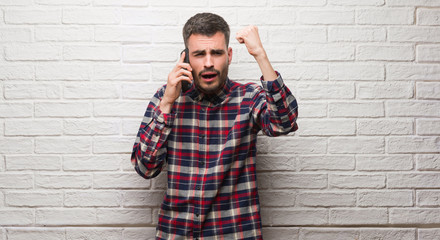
[131,13,298,240]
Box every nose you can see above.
[204,54,214,68]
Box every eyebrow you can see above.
[192,49,225,55]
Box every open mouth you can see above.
[200,71,219,81]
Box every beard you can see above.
[193,62,229,96]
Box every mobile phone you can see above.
[181,48,192,92]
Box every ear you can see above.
[228,47,233,65]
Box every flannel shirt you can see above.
[131,73,298,240]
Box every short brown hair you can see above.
[183,13,230,48]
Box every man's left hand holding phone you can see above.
[159,48,193,114]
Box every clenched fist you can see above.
[236,25,266,58]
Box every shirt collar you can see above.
[187,78,232,105]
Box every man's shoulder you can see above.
[229,79,262,94]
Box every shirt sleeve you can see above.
[131,86,175,179]
[251,72,298,136]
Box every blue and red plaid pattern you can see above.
[131,73,298,239]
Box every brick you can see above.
[0,103,33,117]
[417,190,440,207]
[6,191,63,207]
[5,120,62,136]
[259,190,296,207]
[417,119,440,135]
[5,44,61,61]
[388,173,440,188]
[94,64,151,81]
[93,0,149,6]
[66,228,122,240]
[35,137,91,154]
[261,208,328,225]
[36,208,96,225]
[36,64,92,80]
[388,136,440,153]
[121,190,164,207]
[270,27,327,44]
[94,101,151,117]
[330,102,384,118]
[36,0,91,5]
[299,102,327,118]
[358,190,413,206]
[35,102,90,117]
[123,45,179,63]
[389,27,440,42]
[297,191,356,207]
[262,227,299,240]
[299,10,354,24]
[0,174,33,189]
[357,82,413,99]
[390,208,440,224]
[419,229,440,240]
[93,137,133,154]
[122,9,178,25]
[417,8,440,25]
[258,173,327,189]
[0,65,34,80]
[297,83,354,100]
[329,137,385,154]
[0,0,32,5]
[0,209,33,225]
[64,119,120,135]
[123,228,157,240]
[360,228,416,240]
[64,45,121,61]
[0,138,33,154]
[7,228,66,240]
[387,0,440,6]
[64,83,119,99]
[36,173,92,189]
[122,83,164,100]
[0,28,31,42]
[94,172,150,189]
[5,9,61,24]
[63,154,126,171]
[276,64,328,81]
[329,208,388,225]
[300,228,359,240]
[357,8,414,25]
[298,155,355,171]
[329,174,386,189]
[358,119,414,135]
[6,155,61,171]
[35,26,92,41]
[356,155,413,171]
[388,64,440,81]
[95,26,152,43]
[386,101,440,117]
[210,0,264,7]
[65,191,120,207]
[329,0,384,5]
[417,45,440,62]
[151,27,182,44]
[4,83,60,99]
[63,8,120,24]
[417,82,440,99]
[256,155,296,172]
[416,154,440,171]
[329,26,386,42]
[257,136,327,154]
[238,9,295,25]
[329,64,384,81]
[297,119,355,136]
[357,45,414,61]
[238,45,295,63]
[271,0,325,6]
[96,208,151,225]
[297,45,355,61]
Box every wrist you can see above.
[159,98,174,114]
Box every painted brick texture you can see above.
[0,1,439,239]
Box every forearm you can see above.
[254,51,277,81]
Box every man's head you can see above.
[183,13,232,95]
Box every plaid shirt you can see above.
[131,73,298,240]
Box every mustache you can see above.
[198,68,220,77]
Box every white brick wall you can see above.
[0,1,439,239]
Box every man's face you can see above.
[187,32,232,95]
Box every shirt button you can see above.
[196,186,201,190]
